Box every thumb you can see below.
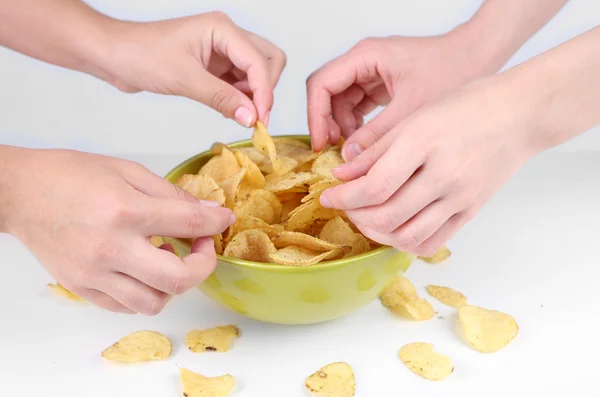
[341,96,409,162]
[180,67,259,128]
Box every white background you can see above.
[1,1,600,397]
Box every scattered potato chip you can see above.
[399,342,454,381]
[380,276,434,321]
[176,174,226,207]
[187,325,239,353]
[235,189,282,225]
[199,147,241,183]
[426,285,467,309]
[305,362,355,397]
[319,216,371,257]
[47,283,84,302]
[419,246,451,264]
[101,330,172,362]
[272,231,347,253]
[312,149,344,180]
[253,121,298,175]
[269,245,343,266]
[458,305,519,353]
[223,229,276,263]
[180,368,235,397]
[234,149,265,189]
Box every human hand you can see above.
[98,12,286,127]
[319,76,540,256]
[307,32,497,157]
[3,149,234,315]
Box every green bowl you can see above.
[164,135,413,325]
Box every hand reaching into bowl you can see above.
[0,148,234,314]
[319,26,600,256]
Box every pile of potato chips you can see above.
[174,122,377,265]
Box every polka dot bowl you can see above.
[164,136,413,325]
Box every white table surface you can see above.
[1,150,599,397]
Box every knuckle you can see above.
[353,36,380,52]
[186,211,207,236]
[208,11,231,23]
[367,175,395,204]
[275,49,287,67]
[170,267,191,295]
[89,236,120,263]
[210,87,234,114]
[373,211,400,234]
[145,295,168,316]
[360,123,387,143]
[393,233,420,253]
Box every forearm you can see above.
[449,0,569,79]
[0,145,27,234]
[0,0,117,79]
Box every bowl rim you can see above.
[163,134,395,273]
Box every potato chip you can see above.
[302,179,343,203]
[213,234,224,255]
[236,146,265,165]
[235,189,282,225]
[305,362,355,397]
[176,174,226,206]
[101,330,172,362]
[223,229,276,263]
[380,276,434,321]
[199,147,241,182]
[319,216,371,257]
[186,325,239,353]
[458,305,519,353]
[273,137,311,149]
[419,246,451,264]
[210,142,227,155]
[269,245,342,266]
[272,231,346,253]
[285,197,340,231]
[47,283,84,302]
[312,149,344,180]
[180,368,235,397]
[281,194,306,222]
[234,150,265,189]
[265,172,322,194]
[399,342,454,381]
[426,285,467,309]
[275,141,320,167]
[252,121,297,175]
[218,169,246,210]
[225,216,283,244]
[295,219,328,237]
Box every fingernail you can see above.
[200,200,221,207]
[234,106,254,127]
[320,193,332,208]
[229,213,237,226]
[342,142,363,162]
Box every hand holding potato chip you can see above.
[1,149,234,315]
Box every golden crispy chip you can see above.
[180,368,235,397]
[273,137,311,149]
[319,216,371,258]
[286,198,341,231]
[426,285,467,309]
[305,362,355,397]
[218,169,246,210]
[47,283,84,302]
[235,189,282,225]
[281,194,306,222]
[199,147,241,183]
[252,121,298,175]
[176,174,226,206]
[275,141,320,167]
[272,231,347,253]
[101,330,172,362]
[213,234,224,255]
[295,219,329,237]
[186,325,240,353]
[210,142,227,155]
[380,276,434,321]
[312,149,344,180]
[265,172,323,194]
[418,246,451,264]
[399,342,454,381]
[234,150,265,189]
[225,216,283,244]
[223,229,276,263]
[302,180,343,203]
[237,146,265,165]
[458,305,519,353]
[269,245,342,266]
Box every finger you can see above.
[120,161,199,203]
[416,211,473,257]
[322,133,424,210]
[97,273,171,316]
[72,288,135,314]
[341,96,407,162]
[212,22,274,123]
[244,31,287,88]
[328,116,342,146]
[141,198,234,238]
[122,237,215,295]
[348,167,444,234]
[331,85,366,139]
[307,53,377,151]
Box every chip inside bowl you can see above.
[172,123,379,266]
